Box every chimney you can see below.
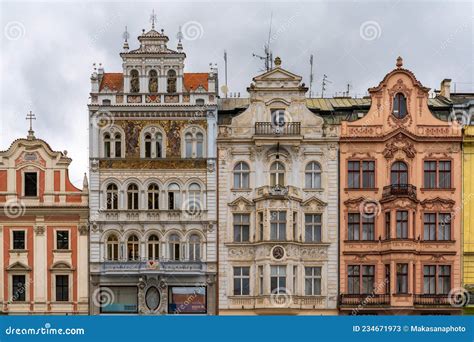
[440,79,451,100]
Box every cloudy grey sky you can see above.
[0,0,472,185]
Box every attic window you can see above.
[102,99,111,105]
[24,172,37,197]
[393,93,407,119]
[196,98,205,106]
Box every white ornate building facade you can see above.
[0,126,89,314]
[217,58,339,314]
[88,21,218,315]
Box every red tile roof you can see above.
[99,73,123,92]
[184,73,208,91]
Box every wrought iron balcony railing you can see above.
[339,294,391,306]
[255,122,301,136]
[382,184,417,200]
[413,294,451,306]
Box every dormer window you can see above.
[130,69,140,93]
[148,70,158,93]
[393,93,407,119]
[271,109,286,127]
[167,70,177,93]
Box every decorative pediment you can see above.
[253,68,302,82]
[420,197,455,210]
[228,196,254,211]
[343,197,366,210]
[302,197,328,211]
[6,261,31,272]
[383,131,416,159]
[50,261,73,271]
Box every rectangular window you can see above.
[293,265,297,294]
[438,213,451,240]
[305,266,322,295]
[423,161,437,189]
[293,212,298,241]
[24,172,37,197]
[424,160,452,189]
[385,212,391,240]
[423,265,436,294]
[362,265,375,294]
[233,214,250,242]
[55,275,69,301]
[362,161,375,188]
[100,286,138,313]
[438,265,451,294]
[348,161,375,189]
[56,230,69,250]
[12,275,26,302]
[270,265,286,293]
[270,211,286,241]
[396,210,408,239]
[385,264,391,295]
[348,213,360,240]
[347,161,360,188]
[258,266,264,295]
[305,214,322,242]
[12,231,25,250]
[439,161,451,188]
[168,287,206,314]
[347,265,360,294]
[362,216,375,240]
[233,267,250,296]
[258,212,264,241]
[423,213,436,241]
[396,263,408,294]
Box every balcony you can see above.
[339,294,391,307]
[255,122,301,136]
[382,184,417,201]
[255,185,301,200]
[98,209,207,222]
[413,294,451,306]
[101,259,205,273]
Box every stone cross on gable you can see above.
[26,110,36,140]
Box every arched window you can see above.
[127,184,139,210]
[270,162,285,186]
[393,93,407,119]
[148,70,158,93]
[184,130,205,158]
[196,98,205,106]
[148,235,159,260]
[187,183,201,213]
[106,235,119,261]
[106,183,118,210]
[168,183,180,210]
[233,162,250,189]
[156,133,163,158]
[114,133,122,158]
[167,70,177,93]
[196,132,204,157]
[127,235,139,261]
[185,133,193,158]
[130,69,140,93]
[391,162,408,186]
[305,162,322,189]
[104,133,111,158]
[169,234,181,261]
[144,134,152,158]
[148,183,159,210]
[189,234,201,261]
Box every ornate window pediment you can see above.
[50,261,74,272]
[302,196,328,211]
[228,196,254,211]
[420,197,455,210]
[383,132,416,159]
[6,261,31,272]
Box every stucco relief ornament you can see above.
[383,133,416,159]
[78,225,89,236]
[271,245,285,260]
[90,159,99,172]
[207,160,215,173]
[34,225,45,236]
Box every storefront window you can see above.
[168,286,207,314]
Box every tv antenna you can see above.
[321,74,331,98]
[253,12,273,71]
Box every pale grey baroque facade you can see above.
[88,22,218,315]
[217,58,338,314]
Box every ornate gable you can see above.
[228,196,254,211]
[302,197,328,211]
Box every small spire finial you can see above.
[274,56,281,67]
[26,110,36,140]
[122,26,130,51]
[396,56,403,68]
[150,9,157,29]
[176,26,184,52]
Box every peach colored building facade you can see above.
[0,128,89,314]
[339,58,462,314]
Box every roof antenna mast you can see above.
[309,54,314,97]
[253,12,273,72]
